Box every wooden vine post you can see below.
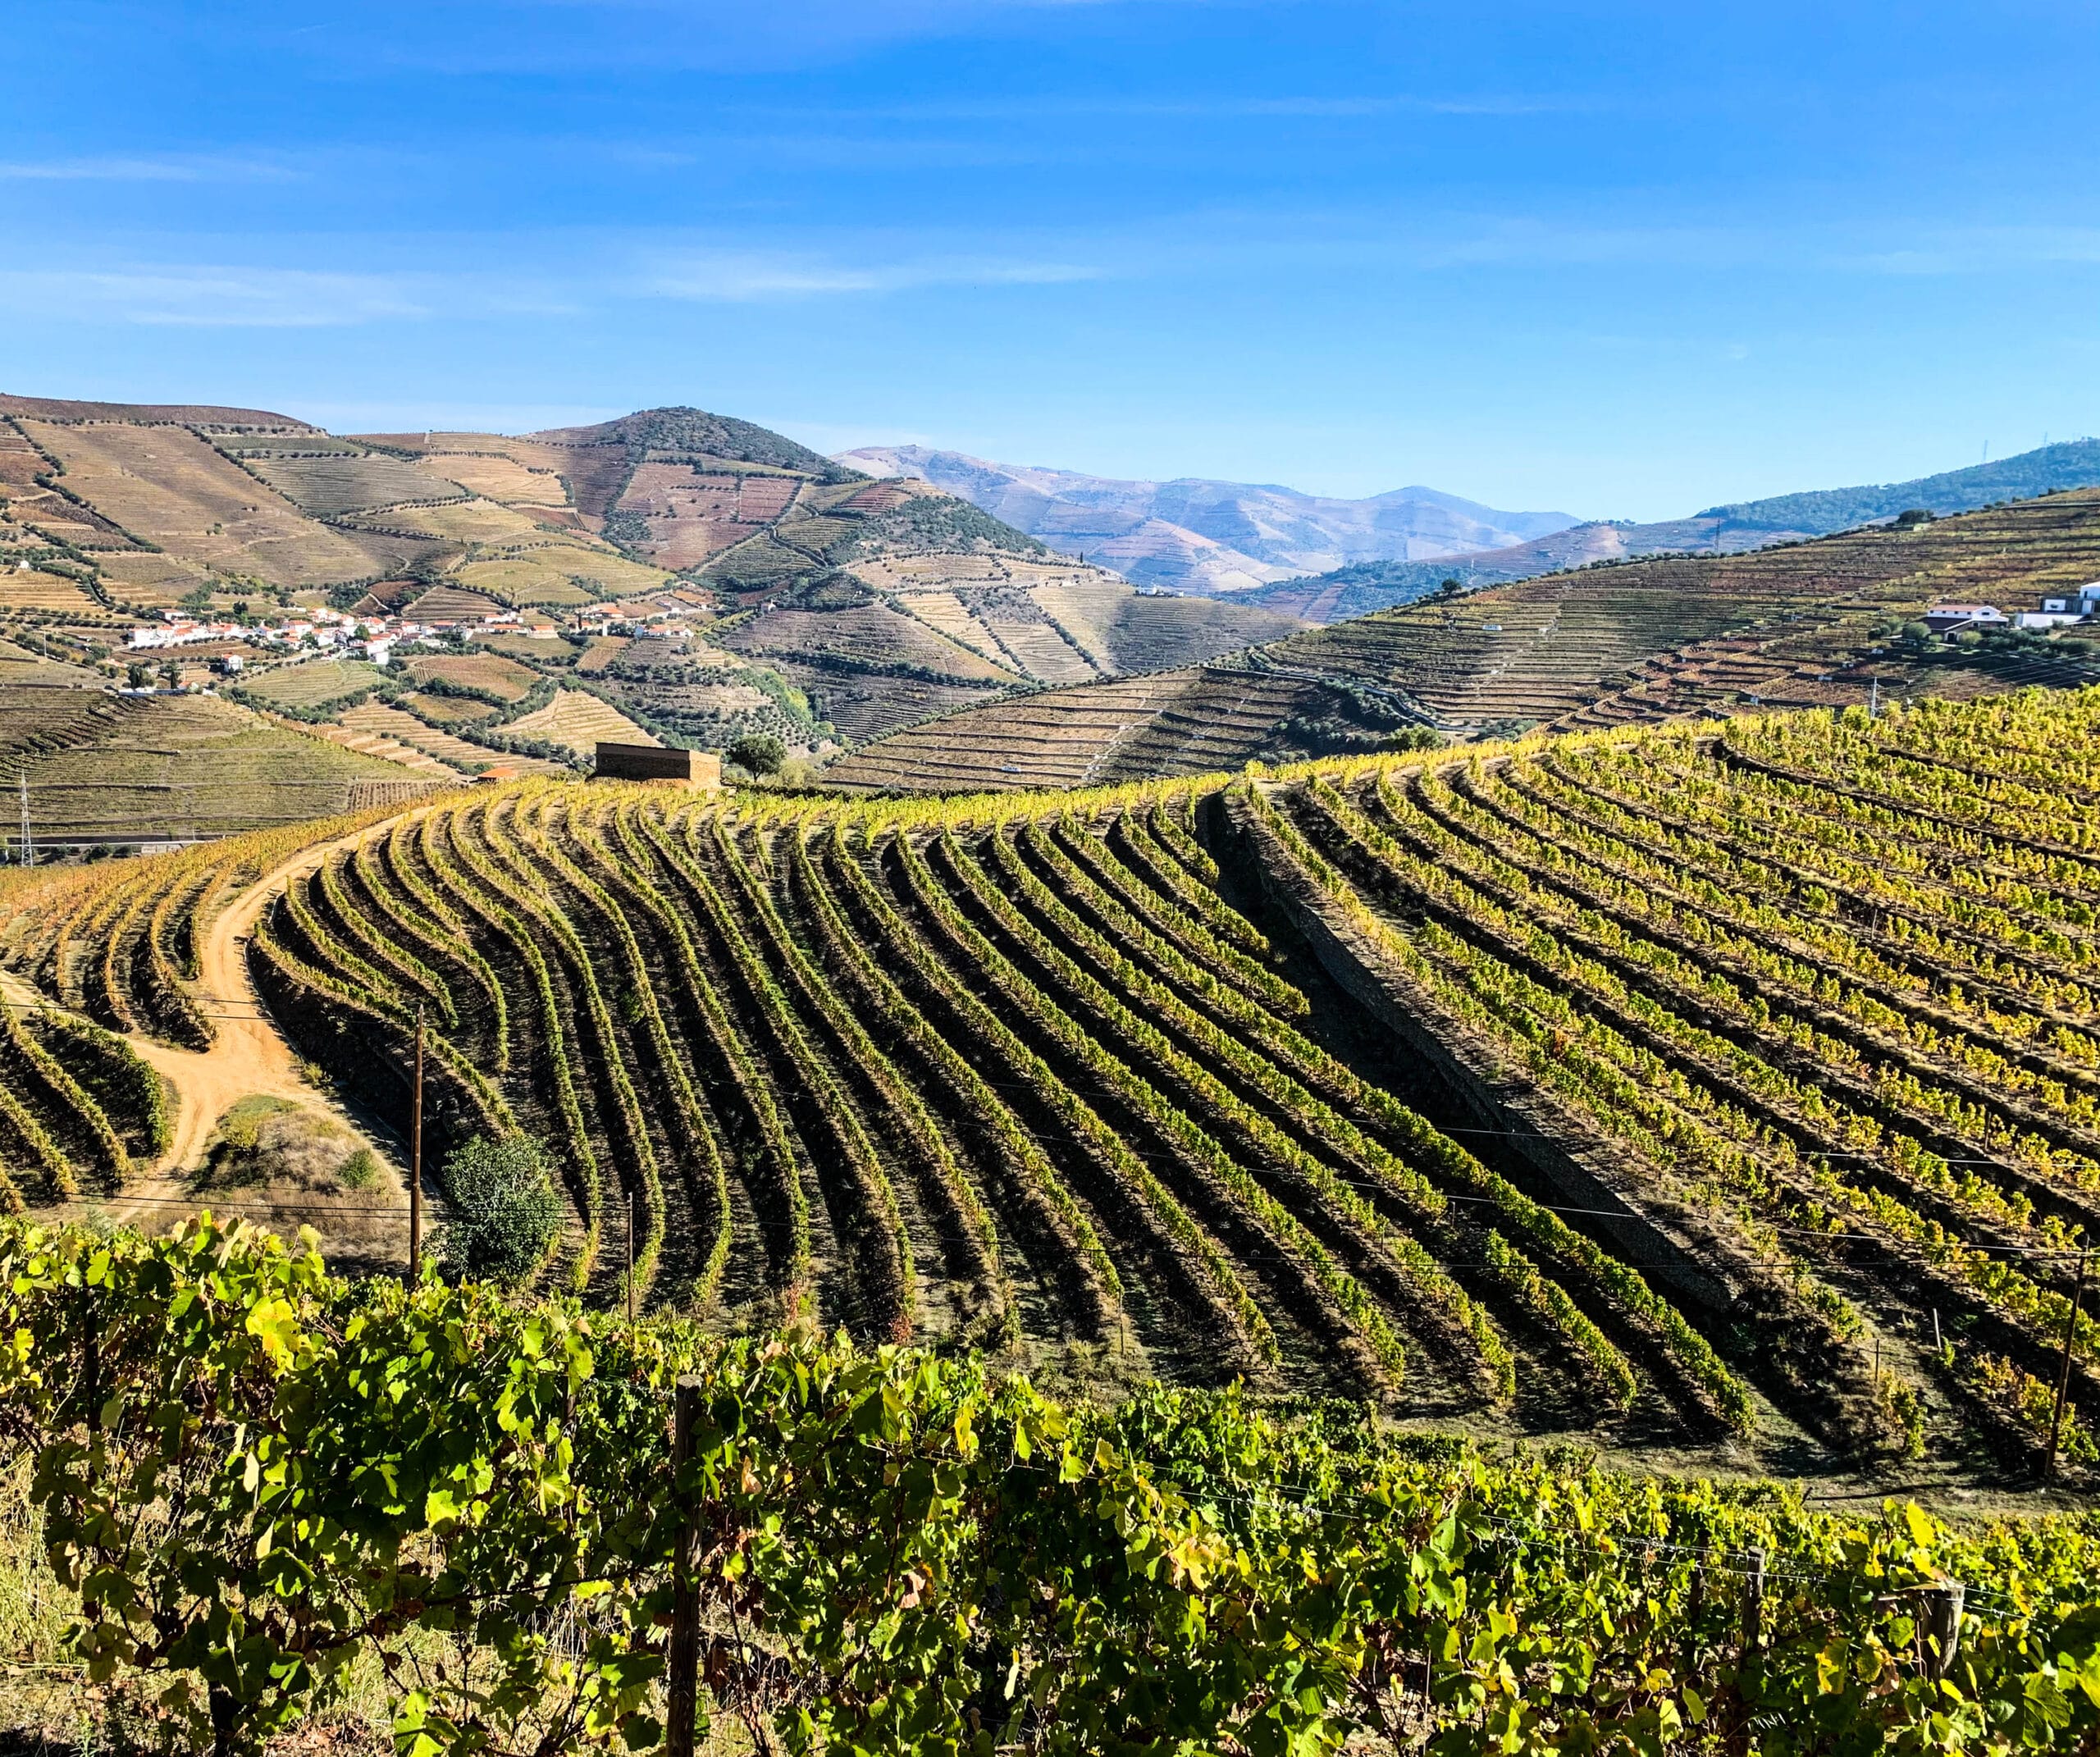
[1922,1581,1965,1680]
[2046,1248,2089,1477]
[667,1375,701,1757]
[409,1002,425,1281]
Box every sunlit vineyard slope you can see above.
[5,689,2098,1485]
[831,484,2100,793]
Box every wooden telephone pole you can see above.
[409,1002,425,1280]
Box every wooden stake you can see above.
[1744,1548,1766,1654]
[2046,1249,2089,1478]
[1932,1307,1942,1356]
[80,1280,101,1622]
[667,1376,701,1757]
[409,1002,425,1282]
[1923,1582,1965,1680]
[626,1191,637,1326]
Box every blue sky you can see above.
[5,0,2098,519]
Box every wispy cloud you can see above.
[0,234,1104,327]
[310,0,1148,76]
[0,267,432,327]
[0,153,299,184]
[1835,228,2100,276]
[11,203,2093,335]
[783,91,1600,123]
[634,248,1105,300]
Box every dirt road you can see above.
[5,813,428,1236]
[125,833,359,1175]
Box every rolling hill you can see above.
[838,444,1576,595]
[0,395,1300,819]
[0,653,445,846]
[831,483,2100,792]
[1251,436,2100,622]
[6,687,2097,1488]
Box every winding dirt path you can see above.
[5,810,435,1236]
[125,832,361,1175]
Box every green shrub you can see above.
[436,1134,561,1283]
[727,732,787,777]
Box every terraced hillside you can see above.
[1,691,448,844]
[835,484,2100,792]
[1267,486,2100,727]
[9,687,2098,1483]
[823,665,1386,793]
[0,393,1302,785]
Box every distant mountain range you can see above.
[834,445,1577,596]
[841,437,2100,625]
[1246,438,2100,623]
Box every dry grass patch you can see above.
[403,651,539,703]
[240,659,382,710]
[410,449,568,506]
[379,498,551,545]
[0,570,100,614]
[456,548,666,604]
[576,635,631,673]
[507,687,655,754]
[249,453,470,515]
[22,422,374,588]
[398,689,497,726]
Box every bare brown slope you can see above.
[0,392,320,430]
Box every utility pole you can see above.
[16,772,29,868]
[409,1002,425,1280]
[2046,1248,2089,1478]
[626,1191,637,1325]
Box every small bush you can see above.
[1383,727,1447,754]
[436,1135,561,1283]
[339,1147,378,1190]
[728,732,787,777]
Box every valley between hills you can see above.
[7,382,2100,1490]
[7,391,2100,1756]
[7,390,2100,828]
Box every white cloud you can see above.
[0,267,428,327]
[0,233,1106,330]
[0,154,299,184]
[635,248,1105,300]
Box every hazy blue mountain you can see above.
[835,445,1577,596]
[1246,438,2100,623]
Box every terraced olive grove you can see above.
[3,689,2097,1485]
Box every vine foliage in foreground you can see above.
[3,1213,2100,1756]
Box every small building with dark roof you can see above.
[593,742,722,789]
